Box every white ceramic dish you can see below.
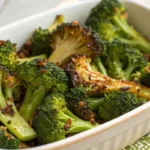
[0,0,150,150]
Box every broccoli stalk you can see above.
[0,70,37,141]
[85,0,150,53]
[48,21,104,64]
[18,85,48,122]
[17,58,68,122]
[65,55,150,100]
[32,93,98,145]
[93,57,107,76]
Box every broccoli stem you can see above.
[94,57,107,76]
[64,108,98,133]
[124,64,136,80]
[0,76,37,141]
[0,72,5,108]
[19,85,48,122]
[17,54,46,64]
[87,97,104,111]
[113,16,150,53]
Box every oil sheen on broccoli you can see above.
[32,92,98,145]
[85,0,150,53]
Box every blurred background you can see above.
[0,0,80,27]
[0,0,149,27]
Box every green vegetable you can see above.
[85,0,150,53]
[0,69,37,141]
[33,92,98,144]
[48,21,104,64]
[17,58,68,122]
[103,40,147,80]
[0,40,46,72]
[65,54,150,100]
[96,91,146,121]
[31,15,64,56]
[0,126,21,149]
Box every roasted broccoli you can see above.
[31,15,64,56]
[65,86,96,121]
[130,63,150,87]
[140,71,150,87]
[0,126,21,149]
[32,92,98,145]
[0,69,37,141]
[96,91,146,121]
[17,58,68,122]
[102,40,147,80]
[85,0,150,53]
[48,21,104,64]
[65,55,150,100]
[0,40,46,72]
[65,87,146,122]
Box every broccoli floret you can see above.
[0,69,37,141]
[48,21,104,64]
[17,58,68,122]
[31,15,64,56]
[32,92,98,145]
[65,55,150,100]
[0,40,46,72]
[0,126,21,149]
[102,40,147,80]
[31,28,50,56]
[96,91,146,121]
[0,40,18,72]
[85,0,150,53]
[65,86,96,121]
[130,63,150,87]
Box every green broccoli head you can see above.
[85,0,150,53]
[66,86,96,121]
[0,126,21,149]
[33,93,66,144]
[0,40,18,72]
[138,63,150,87]
[98,91,146,121]
[103,40,147,80]
[31,28,51,56]
[48,21,104,64]
[33,92,98,145]
[124,46,147,80]
[17,58,68,92]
